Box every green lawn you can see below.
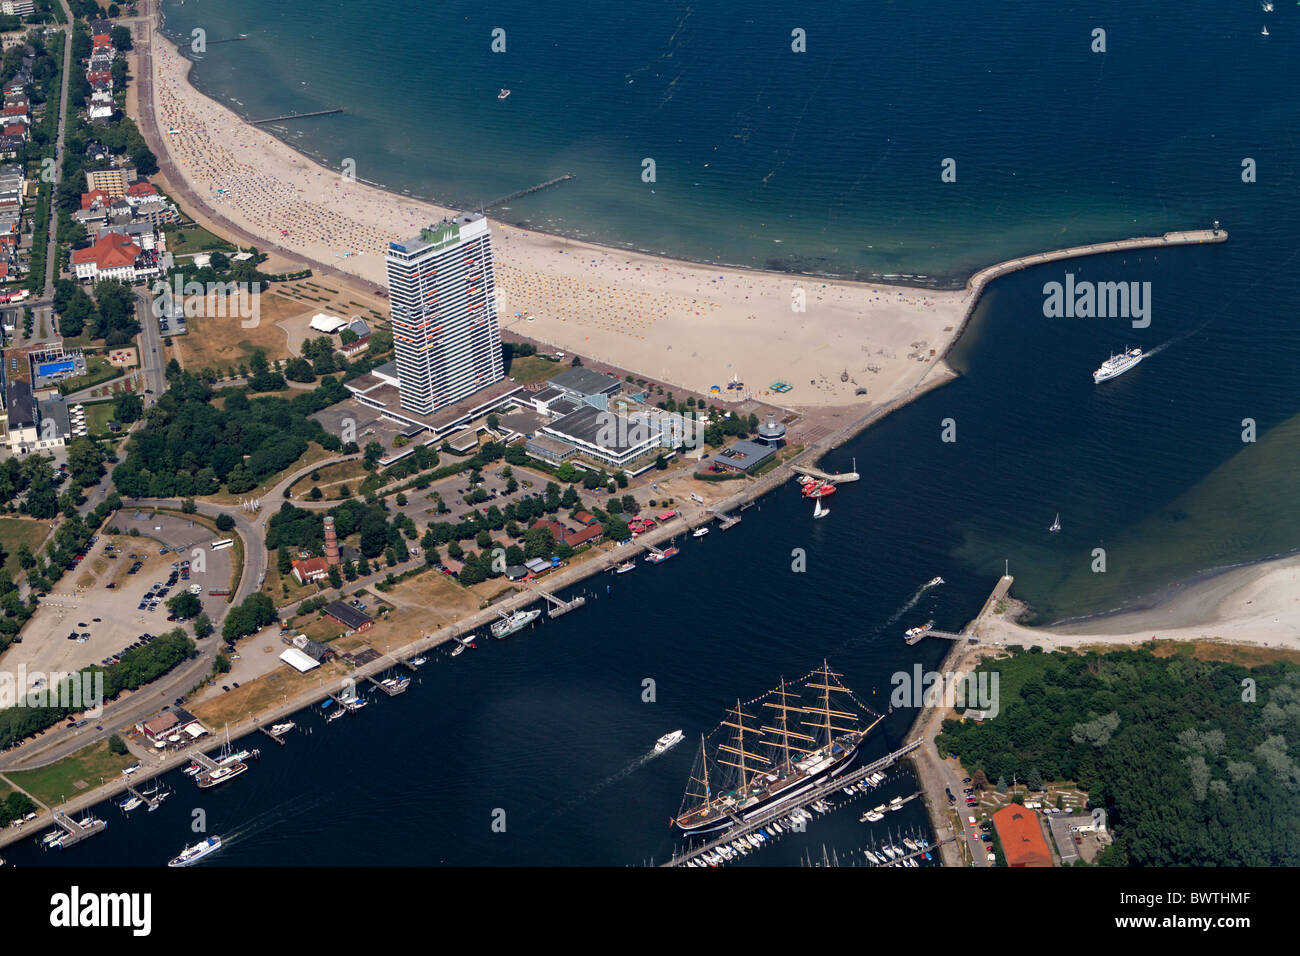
[56,354,119,395]
[5,740,138,807]
[0,517,49,578]
[83,400,118,437]
[165,223,238,255]
[505,354,562,386]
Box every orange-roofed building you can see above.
[71,232,141,282]
[992,805,1053,867]
[81,188,110,209]
[126,181,158,198]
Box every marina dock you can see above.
[259,726,286,745]
[535,588,586,619]
[366,673,411,696]
[663,739,922,867]
[797,466,860,483]
[51,810,106,848]
[708,508,741,530]
[251,108,344,125]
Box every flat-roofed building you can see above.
[709,439,776,473]
[541,404,661,468]
[547,366,621,402]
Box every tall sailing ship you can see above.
[674,662,883,835]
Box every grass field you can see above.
[0,517,49,579]
[505,354,563,386]
[56,354,118,395]
[6,740,137,806]
[204,441,338,506]
[289,458,369,498]
[83,400,117,437]
[164,223,237,255]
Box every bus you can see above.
[210,539,234,551]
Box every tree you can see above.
[107,734,128,755]
[166,591,202,619]
[215,513,235,532]
[113,391,143,424]
[193,613,213,638]
[111,24,133,51]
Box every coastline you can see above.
[0,3,1243,859]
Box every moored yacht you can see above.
[491,608,541,638]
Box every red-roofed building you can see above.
[87,71,112,86]
[70,232,144,282]
[2,123,25,138]
[572,511,598,526]
[992,805,1053,867]
[92,34,111,47]
[291,557,331,585]
[80,189,109,209]
[126,181,157,198]
[564,524,603,548]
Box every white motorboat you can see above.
[168,835,222,867]
[654,729,684,754]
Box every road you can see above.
[41,0,74,297]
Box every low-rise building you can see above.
[992,805,1053,867]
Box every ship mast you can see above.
[718,700,768,793]
[761,677,817,773]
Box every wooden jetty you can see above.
[52,810,107,848]
[366,673,411,696]
[484,173,575,210]
[251,108,344,126]
[535,588,586,619]
[904,575,1013,645]
[797,465,860,483]
[708,508,741,530]
[663,738,923,867]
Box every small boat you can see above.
[645,546,679,563]
[326,707,346,721]
[925,576,944,587]
[450,642,466,657]
[1049,513,1061,533]
[168,835,222,867]
[692,527,709,538]
[41,830,63,847]
[120,796,143,812]
[813,498,829,519]
[1262,24,1269,35]
[409,656,427,667]
[196,762,247,789]
[614,561,636,574]
[182,765,200,777]
[654,729,684,754]
[122,763,141,775]
[270,722,295,736]
[491,608,541,638]
[498,88,511,100]
[147,790,171,812]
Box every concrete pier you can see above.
[251,108,344,125]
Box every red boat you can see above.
[802,480,837,499]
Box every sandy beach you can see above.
[972,556,1300,652]
[141,29,967,410]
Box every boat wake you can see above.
[1141,318,1213,361]
[883,577,944,628]
[532,751,659,824]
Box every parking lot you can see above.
[0,513,234,693]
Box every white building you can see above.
[385,213,503,416]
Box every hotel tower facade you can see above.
[385,213,503,415]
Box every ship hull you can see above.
[676,736,863,835]
[1093,355,1143,383]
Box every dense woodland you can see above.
[112,372,345,498]
[937,646,1300,865]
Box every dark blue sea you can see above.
[11,0,1298,866]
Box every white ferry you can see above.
[1093,347,1143,383]
[168,836,222,867]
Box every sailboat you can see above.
[1048,513,1061,533]
[1261,24,1269,35]
[674,662,883,835]
[813,498,829,519]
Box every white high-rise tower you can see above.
[385,213,503,415]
